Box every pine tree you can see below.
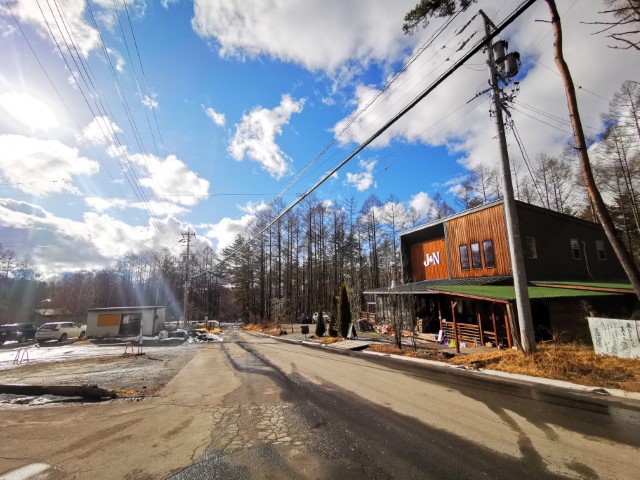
[338,284,351,338]
[315,308,326,337]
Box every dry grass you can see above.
[241,323,262,332]
[318,337,343,344]
[451,343,640,392]
[110,388,143,397]
[240,323,280,335]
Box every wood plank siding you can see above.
[446,204,511,278]
[410,238,448,281]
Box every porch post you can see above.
[450,300,460,354]
[491,305,498,347]
[476,307,484,346]
[503,304,513,349]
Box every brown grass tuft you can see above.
[319,337,343,344]
[451,343,640,392]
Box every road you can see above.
[171,328,640,479]
[1,326,639,479]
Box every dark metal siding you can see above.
[516,203,626,281]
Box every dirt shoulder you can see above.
[0,343,200,400]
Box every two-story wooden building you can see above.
[365,200,635,349]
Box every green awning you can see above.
[427,285,623,301]
[530,280,633,293]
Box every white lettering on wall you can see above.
[423,252,441,267]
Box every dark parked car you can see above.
[298,314,313,324]
[0,323,39,344]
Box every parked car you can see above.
[35,322,87,344]
[312,312,331,324]
[0,323,39,344]
[298,314,313,324]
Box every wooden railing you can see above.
[441,320,499,347]
[359,311,377,323]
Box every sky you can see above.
[0,0,636,276]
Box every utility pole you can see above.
[180,229,195,329]
[480,10,536,353]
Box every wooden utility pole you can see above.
[181,230,195,329]
[481,10,536,353]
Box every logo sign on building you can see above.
[424,252,441,267]
[588,317,640,359]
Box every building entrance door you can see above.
[119,313,141,335]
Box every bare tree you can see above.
[546,0,640,299]
[587,0,640,51]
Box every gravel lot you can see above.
[0,341,202,400]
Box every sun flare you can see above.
[0,91,59,131]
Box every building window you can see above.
[570,239,581,260]
[596,240,606,260]
[471,242,482,269]
[483,240,496,268]
[525,237,537,259]
[459,245,470,270]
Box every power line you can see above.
[33,0,169,241]
[192,0,540,279]
[2,0,129,199]
[270,5,480,211]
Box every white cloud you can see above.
[192,0,416,76]
[127,152,210,206]
[331,1,639,179]
[106,47,126,72]
[92,0,146,29]
[0,92,59,131]
[346,159,376,191]
[142,94,158,110]
[81,116,123,145]
[162,0,179,9]
[0,198,190,275]
[5,0,100,57]
[201,200,273,251]
[228,94,305,180]
[237,200,268,215]
[85,197,188,217]
[204,106,226,126]
[409,192,436,221]
[203,214,254,252]
[0,134,99,195]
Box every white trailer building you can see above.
[86,306,166,338]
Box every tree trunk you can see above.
[546,0,640,300]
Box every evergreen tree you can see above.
[338,284,352,338]
[315,308,326,337]
[328,313,338,337]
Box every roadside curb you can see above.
[359,350,640,401]
[245,330,640,402]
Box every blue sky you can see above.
[0,0,636,275]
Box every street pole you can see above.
[481,10,536,353]
[181,230,195,330]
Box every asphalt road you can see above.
[170,328,640,480]
[1,326,639,479]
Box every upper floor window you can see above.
[470,242,482,269]
[570,239,581,260]
[525,237,537,259]
[459,245,470,270]
[483,240,496,268]
[596,240,606,260]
